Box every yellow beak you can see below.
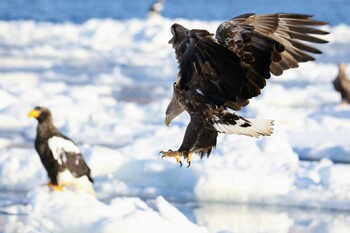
[28,109,41,118]
[165,115,171,127]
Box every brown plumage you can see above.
[28,106,95,195]
[333,63,350,104]
[161,13,328,167]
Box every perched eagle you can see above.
[28,106,95,195]
[148,0,164,18]
[333,63,350,104]
[160,13,328,167]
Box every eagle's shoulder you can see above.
[48,135,80,154]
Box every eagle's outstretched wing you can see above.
[170,13,328,110]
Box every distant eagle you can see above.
[333,63,350,104]
[160,13,328,167]
[28,106,95,195]
[148,0,165,18]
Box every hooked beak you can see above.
[168,24,177,44]
[165,114,172,127]
[28,109,41,118]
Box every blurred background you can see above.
[1,0,349,25]
[1,0,350,233]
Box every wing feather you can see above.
[174,27,244,104]
[48,135,92,180]
[169,13,328,111]
[235,14,329,75]
[215,13,328,109]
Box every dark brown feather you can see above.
[333,64,350,103]
[169,13,328,111]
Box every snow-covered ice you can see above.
[4,188,206,233]
[1,17,350,233]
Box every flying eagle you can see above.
[333,63,350,104]
[160,13,328,167]
[28,106,95,195]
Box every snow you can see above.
[4,188,206,233]
[1,17,350,233]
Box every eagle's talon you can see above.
[186,152,193,168]
[53,185,64,191]
[47,182,64,191]
[160,149,184,167]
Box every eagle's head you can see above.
[28,106,52,123]
[168,23,190,48]
[165,82,185,126]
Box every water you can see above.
[0,0,349,25]
[176,202,350,233]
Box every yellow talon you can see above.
[186,152,193,168]
[53,185,64,191]
[175,155,181,163]
[47,182,64,191]
[160,150,183,167]
[160,150,196,167]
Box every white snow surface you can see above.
[1,17,350,233]
[4,188,206,233]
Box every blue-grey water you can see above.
[0,0,349,25]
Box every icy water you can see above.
[1,1,350,233]
[177,202,350,233]
[1,0,350,25]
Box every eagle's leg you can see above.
[160,149,183,167]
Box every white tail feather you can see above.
[213,118,274,137]
[73,176,96,196]
[57,170,95,196]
